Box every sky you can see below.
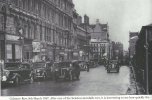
[73,0,152,50]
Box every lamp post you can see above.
[18,31,24,62]
[83,45,90,61]
[52,43,57,62]
[145,28,149,94]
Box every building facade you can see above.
[111,42,123,60]
[129,32,139,59]
[89,19,109,41]
[73,10,91,61]
[88,19,110,60]
[135,24,152,94]
[0,0,74,62]
[90,39,111,61]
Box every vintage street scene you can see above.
[0,0,152,96]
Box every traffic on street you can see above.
[1,64,130,96]
[1,0,151,96]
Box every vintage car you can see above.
[78,61,88,71]
[88,60,97,68]
[107,60,120,73]
[52,61,80,81]
[1,62,34,86]
[32,62,53,80]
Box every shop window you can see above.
[6,44,12,59]
[15,45,21,59]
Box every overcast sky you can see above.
[73,0,152,50]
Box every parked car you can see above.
[1,62,34,86]
[78,61,88,71]
[107,60,120,73]
[88,60,97,68]
[32,62,53,80]
[52,61,80,81]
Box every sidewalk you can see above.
[126,66,145,95]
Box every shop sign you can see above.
[73,52,78,56]
[32,42,41,52]
[60,52,64,55]
[24,45,32,51]
[6,35,19,41]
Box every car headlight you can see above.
[2,76,7,81]
[36,70,40,72]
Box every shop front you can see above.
[23,38,33,62]
[5,34,22,62]
[73,50,79,60]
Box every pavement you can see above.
[126,66,145,95]
[1,65,131,96]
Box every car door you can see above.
[21,64,31,80]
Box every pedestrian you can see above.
[86,62,90,72]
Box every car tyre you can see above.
[69,74,73,81]
[43,74,46,80]
[55,75,58,82]
[14,77,19,86]
[107,70,110,73]
[76,74,80,80]
[30,75,34,83]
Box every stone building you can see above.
[89,19,111,60]
[73,10,91,61]
[129,32,139,59]
[90,39,111,61]
[111,42,123,60]
[89,19,109,41]
[0,0,74,62]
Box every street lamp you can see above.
[145,28,149,94]
[18,37,23,62]
[52,43,57,62]
[18,28,24,62]
[83,45,90,61]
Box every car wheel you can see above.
[55,75,58,82]
[14,77,19,86]
[76,74,80,80]
[117,69,119,73]
[69,74,73,81]
[30,75,34,83]
[43,74,46,80]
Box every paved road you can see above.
[1,65,130,96]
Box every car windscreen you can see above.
[5,63,20,69]
[33,63,45,68]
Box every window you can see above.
[15,45,21,59]
[6,44,12,59]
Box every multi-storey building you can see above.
[73,10,91,61]
[135,24,152,94]
[90,39,111,61]
[0,2,5,61]
[89,19,109,41]
[89,19,110,60]
[129,32,139,59]
[111,42,123,60]
[0,0,74,62]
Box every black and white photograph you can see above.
[0,0,152,96]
